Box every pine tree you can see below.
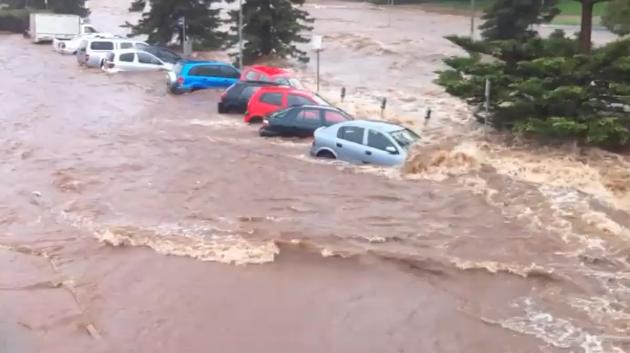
[126,0,224,49]
[225,0,314,64]
[480,0,560,40]
[602,0,630,36]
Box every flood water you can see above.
[1,1,629,352]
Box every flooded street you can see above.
[1,1,630,352]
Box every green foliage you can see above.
[437,30,630,147]
[224,0,314,64]
[602,0,630,35]
[480,0,560,40]
[0,8,29,32]
[125,0,224,50]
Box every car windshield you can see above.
[288,78,304,89]
[389,129,419,150]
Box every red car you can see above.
[240,65,304,88]
[244,86,329,123]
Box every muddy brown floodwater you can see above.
[1,1,630,352]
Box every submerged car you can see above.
[218,80,284,114]
[102,49,174,73]
[240,65,304,89]
[310,120,420,166]
[244,86,329,123]
[259,105,353,138]
[166,60,240,94]
[76,38,148,68]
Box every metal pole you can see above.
[387,0,392,27]
[484,79,490,136]
[238,0,243,70]
[470,0,475,38]
[182,16,186,53]
[316,50,320,92]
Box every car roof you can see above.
[336,119,405,132]
[256,86,311,94]
[239,80,284,86]
[289,104,340,111]
[247,65,291,76]
[182,60,224,65]
[88,38,143,43]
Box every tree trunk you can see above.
[579,0,594,54]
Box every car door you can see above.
[186,65,215,89]
[294,108,324,137]
[335,125,367,163]
[364,129,402,166]
[136,51,165,71]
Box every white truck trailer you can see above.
[29,13,87,43]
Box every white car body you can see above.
[53,32,120,55]
[102,49,174,73]
[76,38,149,68]
[30,13,82,43]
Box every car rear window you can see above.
[90,41,114,50]
[324,110,349,125]
[241,86,261,99]
[337,126,364,144]
[260,93,283,106]
[120,42,133,49]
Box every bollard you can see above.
[425,107,432,120]
[340,87,346,103]
[380,97,387,118]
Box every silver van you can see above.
[76,38,148,68]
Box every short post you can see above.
[484,79,491,136]
[340,87,346,102]
[381,97,387,118]
[312,35,323,93]
[238,0,243,70]
[425,107,432,125]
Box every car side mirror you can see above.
[386,146,398,154]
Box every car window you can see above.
[90,41,113,50]
[287,94,313,106]
[241,86,261,99]
[245,71,258,81]
[260,93,283,106]
[218,66,240,79]
[324,111,349,125]
[274,78,289,85]
[135,43,149,49]
[119,53,134,62]
[189,65,221,77]
[337,126,365,144]
[138,52,161,65]
[84,26,97,34]
[296,109,321,126]
[368,129,396,151]
[119,42,133,49]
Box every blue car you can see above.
[166,60,240,94]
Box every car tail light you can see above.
[177,77,184,85]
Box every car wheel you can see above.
[249,116,263,124]
[169,85,184,95]
[317,150,336,159]
[259,128,277,137]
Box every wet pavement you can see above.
[0,1,629,352]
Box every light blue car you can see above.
[310,120,420,166]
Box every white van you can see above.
[76,38,148,68]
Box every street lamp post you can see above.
[238,0,243,70]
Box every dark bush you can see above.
[0,9,29,33]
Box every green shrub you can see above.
[0,8,29,33]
